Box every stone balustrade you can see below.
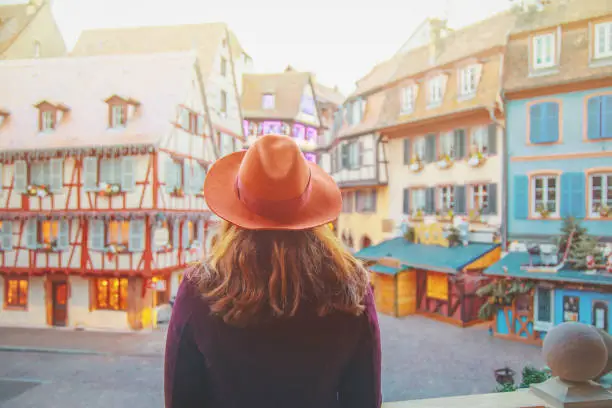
[383,322,612,408]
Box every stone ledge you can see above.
[383,390,545,408]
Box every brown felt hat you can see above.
[203,134,342,230]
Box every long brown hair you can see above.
[190,221,369,326]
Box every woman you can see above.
[164,134,381,408]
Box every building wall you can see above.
[332,133,381,185]
[0,276,46,327]
[386,124,503,232]
[507,86,612,239]
[69,276,131,330]
[338,186,389,251]
[1,2,66,60]
[554,288,612,333]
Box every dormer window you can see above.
[427,75,446,108]
[594,22,612,59]
[400,85,417,114]
[0,109,10,127]
[35,101,70,133]
[459,64,481,97]
[262,93,275,110]
[532,33,556,69]
[104,95,140,129]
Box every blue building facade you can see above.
[507,87,612,241]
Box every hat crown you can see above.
[238,134,310,201]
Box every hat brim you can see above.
[203,151,342,230]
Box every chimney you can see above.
[428,18,447,66]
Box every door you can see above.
[52,282,68,327]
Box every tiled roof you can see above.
[350,56,402,98]
[0,0,46,54]
[355,237,499,274]
[503,0,612,94]
[314,82,345,106]
[71,22,239,82]
[484,252,612,286]
[241,71,311,120]
[0,52,197,151]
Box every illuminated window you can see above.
[41,220,59,245]
[108,221,130,246]
[95,278,128,310]
[5,278,28,308]
[427,272,448,300]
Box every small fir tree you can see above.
[556,217,603,269]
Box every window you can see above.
[532,175,559,217]
[586,95,612,140]
[110,104,126,128]
[0,221,13,251]
[439,186,455,212]
[164,159,184,193]
[220,90,227,114]
[529,102,560,143]
[471,126,489,154]
[439,132,455,158]
[341,192,353,213]
[352,99,364,123]
[300,95,315,115]
[459,65,478,96]
[427,76,444,106]
[533,33,556,69]
[100,158,122,184]
[595,22,612,59]
[589,173,612,217]
[82,156,135,192]
[41,110,55,131]
[220,57,227,77]
[262,93,275,110]
[108,221,130,246]
[534,287,553,331]
[593,301,609,332]
[470,184,489,211]
[411,189,426,214]
[28,159,63,192]
[152,276,169,306]
[219,133,235,156]
[356,190,377,212]
[41,220,59,246]
[95,278,128,311]
[562,295,580,322]
[426,272,448,300]
[401,85,416,114]
[413,137,426,161]
[5,278,28,308]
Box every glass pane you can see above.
[535,190,543,200]
[7,280,17,305]
[592,176,602,187]
[109,278,120,310]
[547,201,556,212]
[595,307,606,329]
[537,288,551,322]
[97,279,108,309]
[535,178,543,188]
[119,278,128,310]
[547,177,556,188]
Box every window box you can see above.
[410,209,425,222]
[106,243,127,254]
[467,151,487,168]
[468,208,483,223]
[26,184,50,198]
[596,205,611,218]
[409,157,424,173]
[170,186,185,197]
[97,182,122,197]
[436,154,454,169]
[535,204,552,219]
[436,210,454,223]
[36,240,62,253]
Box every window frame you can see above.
[534,286,554,332]
[40,220,60,246]
[427,76,443,106]
[41,110,55,132]
[470,125,489,154]
[592,300,609,332]
[262,93,275,110]
[594,22,612,59]
[110,104,127,128]
[459,65,477,96]
[532,33,556,70]
[470,184,489,212]
[439,132,455,158]
[588,172,612,218]
[4,277,28,309]
[356,189,377,213]
[95,277,128,311]
[341,192,354,213]
[531,174,560,218]
[400,85,416,114]
[411,188,426,215]
[413,136,426,161]
[439,185,455,212]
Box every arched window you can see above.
[361,235,372,249]
[593,301,609,332]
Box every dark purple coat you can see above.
[164,277,382,408]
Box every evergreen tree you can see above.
[557,217,602,269]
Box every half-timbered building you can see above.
[0,52,217,330]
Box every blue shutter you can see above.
[570,172,586,218]
[486,183,498,215]
[602,95,612,139]
[371,190,377,212]
[587,96,602,140]
[58,220,69,250]
[425,187,436,214]
[454,185,466,215]
[454,129,466,159]
[544,102,560,143]
[487,124,497,155]
[403,139,411,164]
[425,134,437,163]
[529,104,542,143]
[403,188,410,215]
[560,173,571,218]
[514,175,529,219]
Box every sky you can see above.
[51,0,513,95]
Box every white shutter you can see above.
[58,220,69,250]
[129,219,145,252]
[89,219,105,250]
[14,160,27,193]
[172,221,179,248]
[49,158,63,192]
[121,156,136,192]
[1,221,13,250]
[0,163,3,196]
[25,219,37,249]
[83,157,98,191]
[183,162,191,194]
[165,159,177,193]
[100,159,112,184]
[182,221,190,249]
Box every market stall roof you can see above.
[368,264,401,275]
[355,237,499,274]
[484,252,612,286]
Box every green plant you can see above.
[518,365,551,388]
[446,226,461,247]
[557,217,603,269]
[477,279,534,320]
[495,383,518,393]
[403,226,415,243]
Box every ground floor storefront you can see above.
[0,273,177,331]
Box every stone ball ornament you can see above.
[542,322,608,382]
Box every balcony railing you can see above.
[383,390,545,407]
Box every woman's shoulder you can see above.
[172,263,212,318]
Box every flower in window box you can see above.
[26,184,50,197]
[435,154,453,169]
[468,208,484,223]
[535,204,551,219]
[409,156,424,173]
[98,182,122,197]
[596,205,611,218]
[106,243,127,254]
[436,209,454,222]
[411,208,424,221]
[170,186,185,197]
[467,145,487,168]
